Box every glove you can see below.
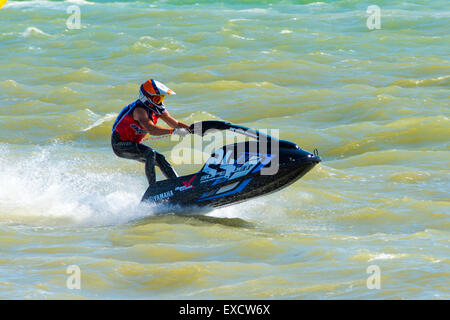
[172,128,190,137]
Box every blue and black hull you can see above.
[141,121,321,208]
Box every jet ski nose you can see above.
[306,148,321,164]
[298,153,321,165]
[285,147,321,167]
[306,153,321,164]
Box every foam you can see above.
[81,109,117,132]
[22,27,51,38]
[0,142,261,227]
[65,0,94,5]
[0,143,157,226]
[5,1,61,10]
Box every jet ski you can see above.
[141,121,321,208]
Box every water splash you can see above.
[0,143,156,226]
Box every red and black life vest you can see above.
[112,100,161,143]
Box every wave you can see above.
[65,0,94,5]
[325,116,449,159]
[327,149,450,169]
[5,0,63,9]
[390,75,450,88]
[22,27,51,38]
[81,109,117,132]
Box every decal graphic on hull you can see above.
[175,175,197,192]
[198,178,253,202]
[201,152,275,185]
[149,190,174,202]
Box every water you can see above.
[0,0,449,299]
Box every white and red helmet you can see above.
[139,79,176,115]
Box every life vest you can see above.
[112,100,161,143]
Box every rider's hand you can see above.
[172,128,190,137]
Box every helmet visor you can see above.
[151,95,165,106]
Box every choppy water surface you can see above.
[0,0,449,299]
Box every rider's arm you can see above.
[160,110,191,130]
[133,107,173,136]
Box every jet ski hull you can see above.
[141,138,321,209]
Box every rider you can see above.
[111,79,191,185]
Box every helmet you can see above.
[139,79,176,115]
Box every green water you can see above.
[0,0,449,299]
